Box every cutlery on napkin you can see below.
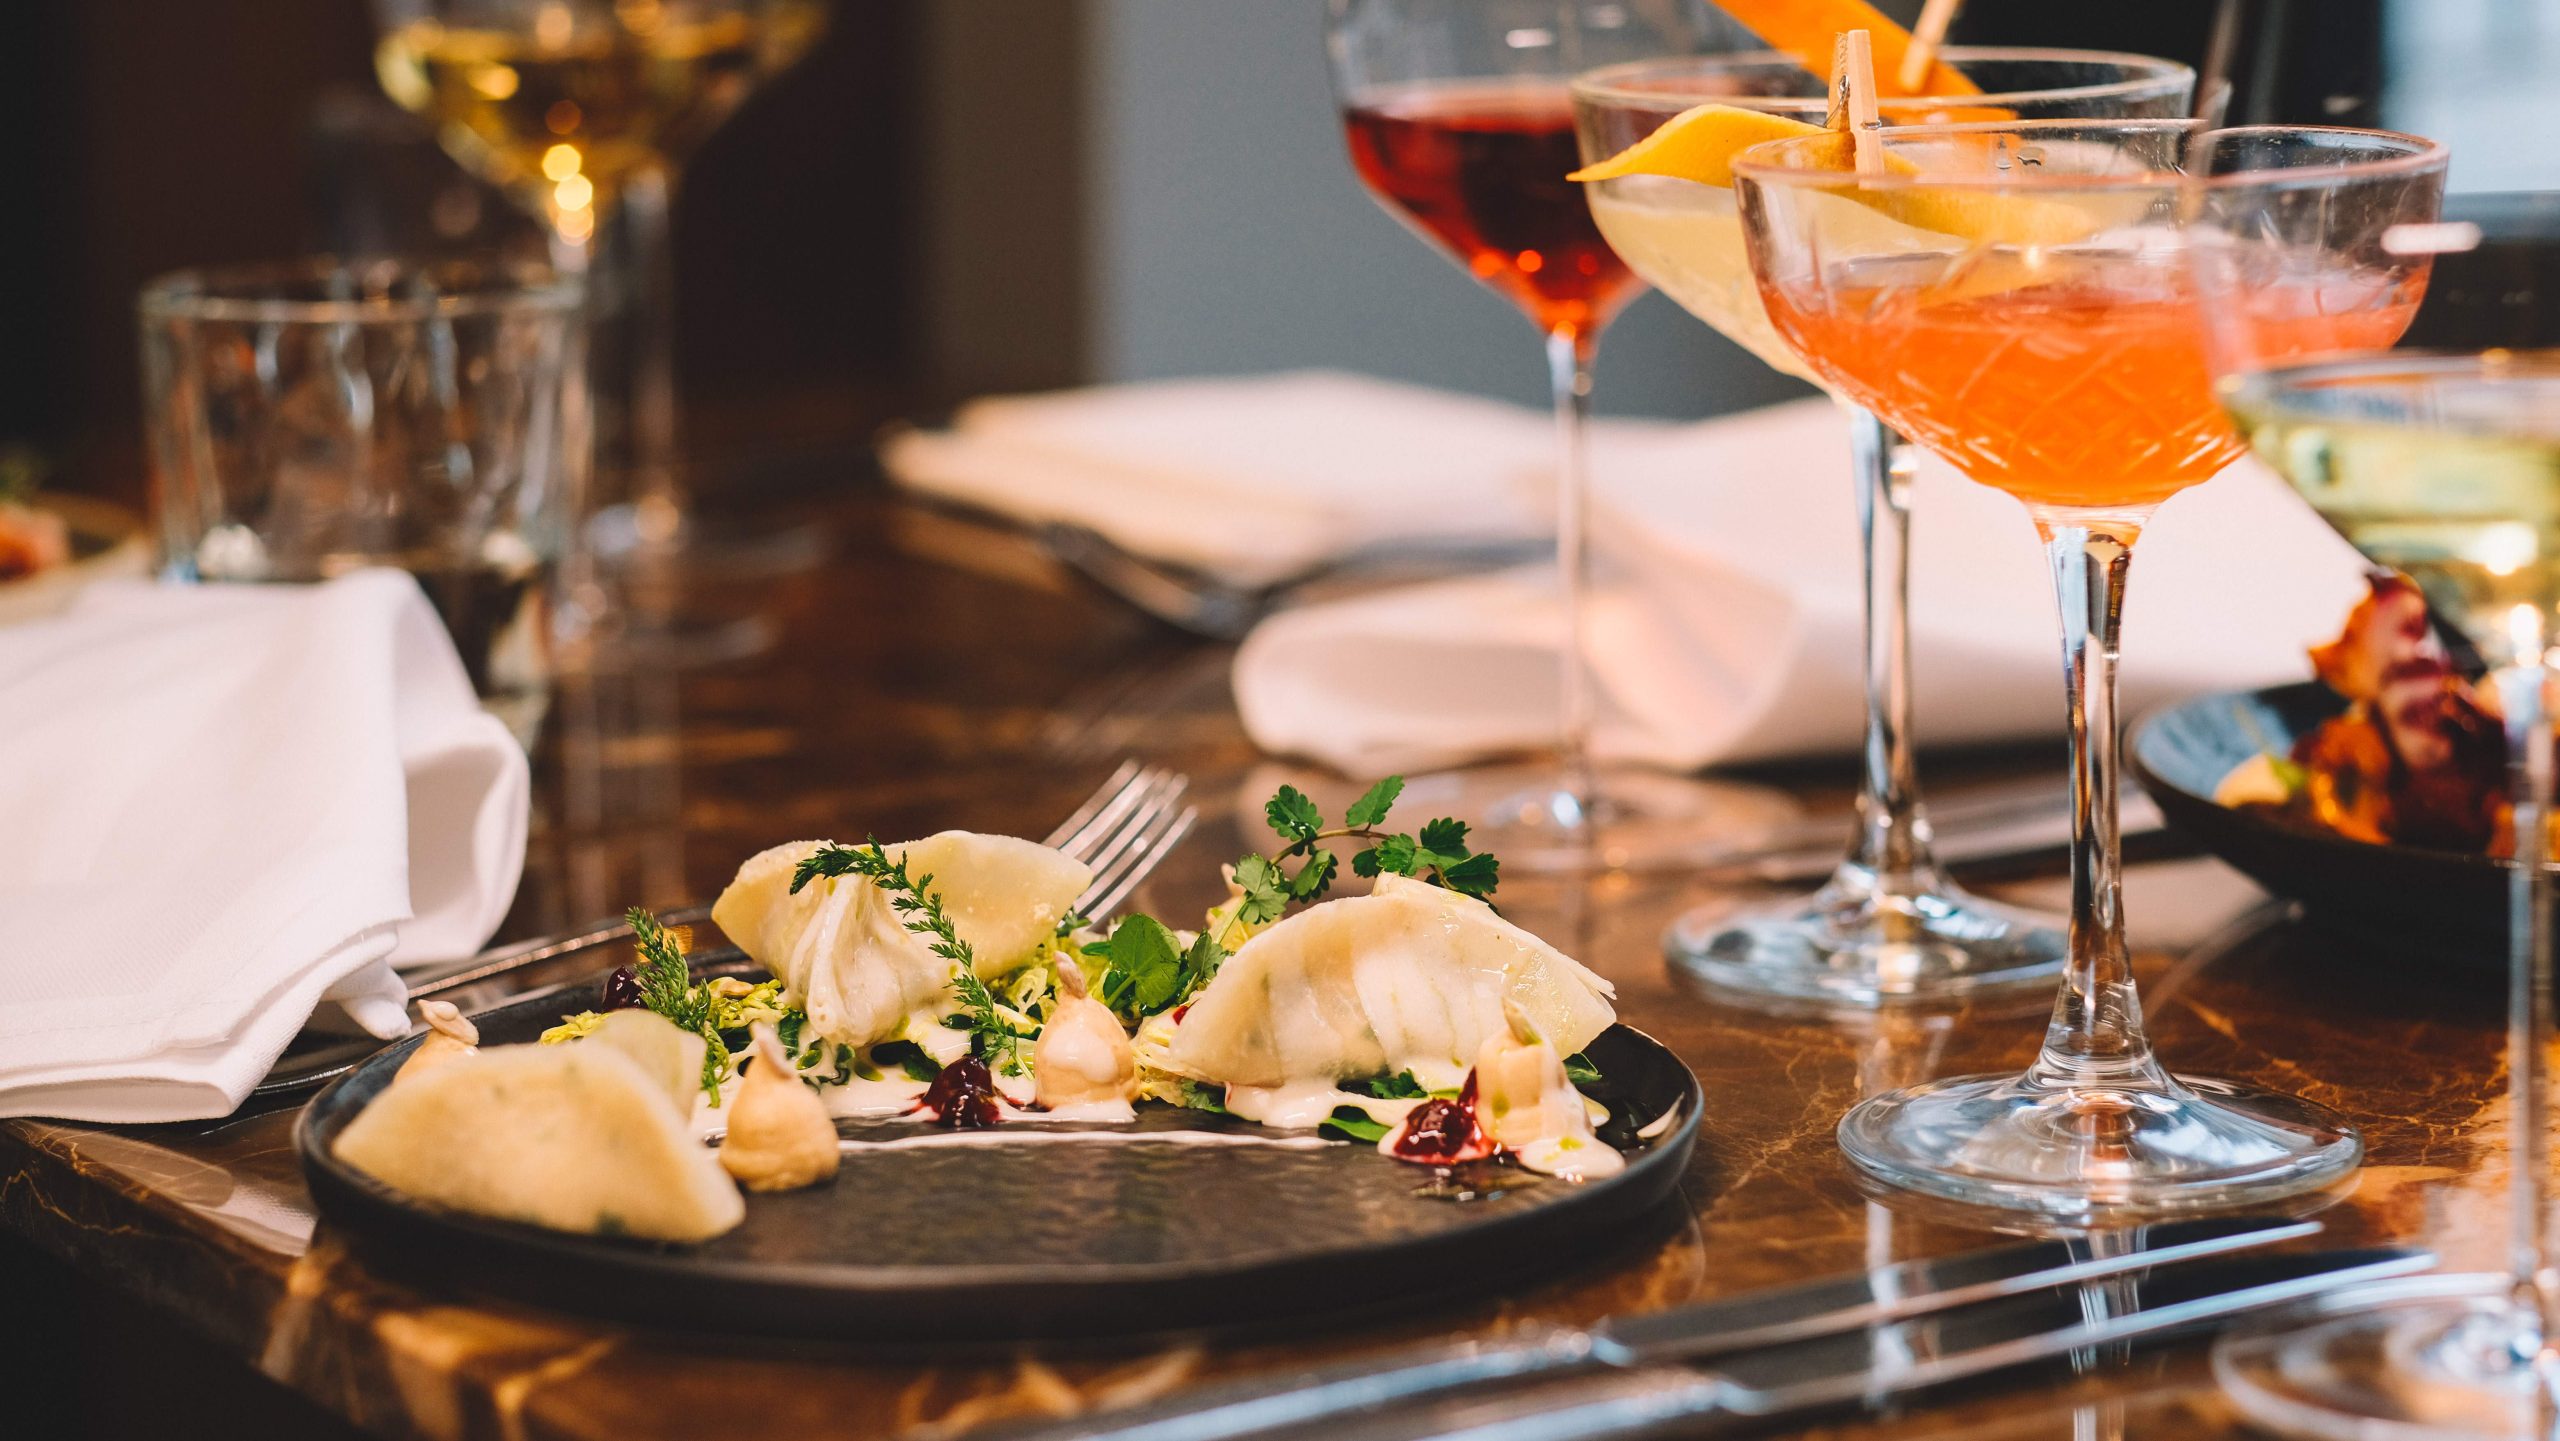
[0,570,529,1123]
[1236,397,2375,775]
[880,370,1553,589]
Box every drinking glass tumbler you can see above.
[140,257,584,746]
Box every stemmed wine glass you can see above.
[1324,0,1759,868]
[1733,118,2442,1217]
[1571,50,2192,1008]
[371,0,825,623]
[2191,138,2560,1439]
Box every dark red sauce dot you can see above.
[919,1056,1003,1129]
[1390,1073,1492,1164]
[599,966,643,1011]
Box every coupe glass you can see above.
[2189,138,2560,1439]
[1572,50,2192,1008]
[1325,0,1765,868]
[1735,119,2439,1218]
[371,0,823,585]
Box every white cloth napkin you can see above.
[0,570,529,1123]
[881,371,1552,588]
[1236,398,2374,774]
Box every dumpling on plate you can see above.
[712,832,1091,1053]
[1169,873,1616,1093]
[334,1043,744,1243]
[580,1009,709,1118]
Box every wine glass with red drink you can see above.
[1327,0,1760,869]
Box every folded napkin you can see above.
[881,371,1552,588]
[0,570,529,1123]
[1237,398,2373,774]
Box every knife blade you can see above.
[1013,1215,2320,1441]
[1317,1245,2434,1441]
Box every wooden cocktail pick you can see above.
[1898,0,1963,91]
[1829,29,1887,176]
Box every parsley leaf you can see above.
[1562,1052,1604,1088]
[1091,915,1224,1026]
[1264,786,1325,850]
[872,1040,945,1083]
[1341,1070,1429,1100]
[1233,854,1290,926]
[1344,775,1405,829]
[1438,851,1501,900]
[1417,817,1470,856]
[1288,848,1338,902]
[1319,1106,1393,1143]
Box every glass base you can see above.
[1838,1068,2363,1221]
[2215,1273,2546,1441]
[1668,862,2068,1008]
[1369,763,1802,875]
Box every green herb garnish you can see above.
[1175,1080,1231,1115]
[1087,914,1226,1026]
[945,965,1039,1074]
[871,1039,946,1084]
[1341,1070,1431,1100]
[1319,1106,1393,1144]
[626,907,734,1104]
[1563,1052,1604,1089]
[1227,776,1499,941]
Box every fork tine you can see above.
[1043,759,1143,852]
[1058,767,1176,869]
[1081,805,1198,923]
[1077,775,1187,887]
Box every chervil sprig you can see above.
[1226,776,1499,938]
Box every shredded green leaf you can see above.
[1320,1107,1392,1144]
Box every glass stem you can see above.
[621,162,684,546]
[547,163,684,554]
[1545,324,1599,829]
[1846,407,1935,884]
[2490,660,2560,1413]
[2026,514,2167,1092]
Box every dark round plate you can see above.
[297,919,1704,1346]
[2130,682,2511,963]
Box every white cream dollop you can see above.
[1033,959,1137,1121]
[719,1024,842,1192]
[1475,998,1622,1181]
[394,999,480,1085]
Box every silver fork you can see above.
[1043,758,1200,924]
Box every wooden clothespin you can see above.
[1898,0,1963,92]
[1830,30,1887,176]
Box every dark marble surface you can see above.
[0,487,2512,1441]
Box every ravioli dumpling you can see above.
[1169,874,1616,1091]
[712,832,1091,1052]
[334,1043,744,1243]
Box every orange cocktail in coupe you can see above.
[1734,116,2442,1221]
[1774,277,2425,510]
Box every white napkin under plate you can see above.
[1236,398,2372,775]
[881,371,1553,588]
[0,570,529,1123]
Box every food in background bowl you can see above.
[2216,573,2515,854]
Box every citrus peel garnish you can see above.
[1714,0,1979,98]
[1571,102,2098,250]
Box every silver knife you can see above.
[1313,1245,2434,1441]
[1007,1215,2321,1441]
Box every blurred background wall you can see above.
[0,0,2374,505]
